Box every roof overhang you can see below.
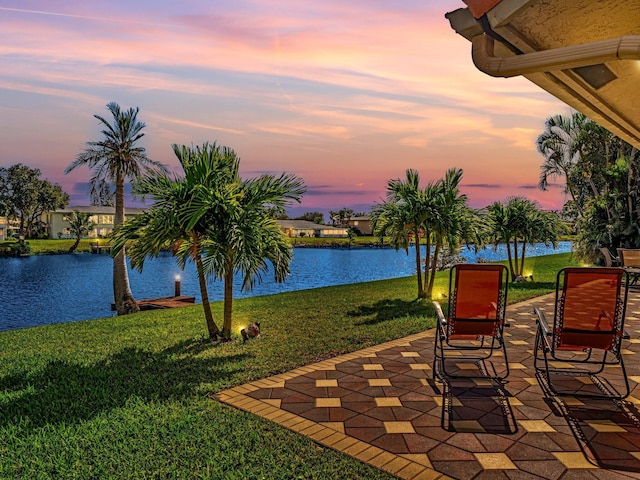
[446,0,640,149]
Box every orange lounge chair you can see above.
[433,264,509,381]
[617,248,640,287]
[534,267,630,399]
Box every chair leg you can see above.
[619,355,631,400]
[535,340,630,400]
[533,326,545,373]
[433,327,444,380]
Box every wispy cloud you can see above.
[464,184,503,189]
[0,6,175,28]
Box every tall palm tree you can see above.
[67,210,94,253]
[112,142,305,341]
[66,102,167,315]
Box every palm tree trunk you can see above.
[414,228,425,298]
[222,256,234,340]
[69,236,80,253]
[628,149,638,228]
[427,242,440,299]
[562,166,583,218]
[195,251,221,339]
[519,243,527,277]
[506,240,515,282]
[511,238,520,281]
[113,174,139,315]
[423,234,431,295]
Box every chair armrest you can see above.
[433,301,447,327]
[533,307,551,336]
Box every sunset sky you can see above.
[0,0,570,218]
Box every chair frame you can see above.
[534,267,630,399]
[433,263,509,381]
[599,247,621,267]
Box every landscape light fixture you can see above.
[174,275,181,297]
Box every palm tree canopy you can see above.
[113,142,306,291]
[68,210,94,237]
[65,102,167,197]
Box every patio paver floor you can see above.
[216,290,640,479]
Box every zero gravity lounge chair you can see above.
[534,267,630,399]
[433,264,509,381]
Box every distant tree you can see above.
[372,168,476,299]
[484,196,565,281]
[67,210,95,253]
[66,102,167,316]
[0,163,69,237]
[91,179,114,207]
[329,207,354,226]
[347,228,357,247]
[295,211,325,224]
[371,169,438,298]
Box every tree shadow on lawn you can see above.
[0,338,250,430]
[347,298,430,325]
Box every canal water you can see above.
[0,242,572,331]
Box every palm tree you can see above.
[425,168,476,298]
[371,169,439,298]
[536,111,596,219]
[201,165,306,340]
[112,142,305,341]
[485,196,564,281]
[67,210,94,253]
[111,143,237,339]
[65,102,167,315]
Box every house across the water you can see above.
[347,216,372,235]
[41,206,146,239]
[277,220,349,238]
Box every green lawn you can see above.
[0,253,578,478]
[1,238,99,255]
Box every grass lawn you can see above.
[2,238,98,255]
[0,253,579,478]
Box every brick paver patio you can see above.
[217,290,640,479]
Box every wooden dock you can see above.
[111,295,196,311]
[90,243,112,254]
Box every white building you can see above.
[41,206,145,239]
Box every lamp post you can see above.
[174,275,181,297]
